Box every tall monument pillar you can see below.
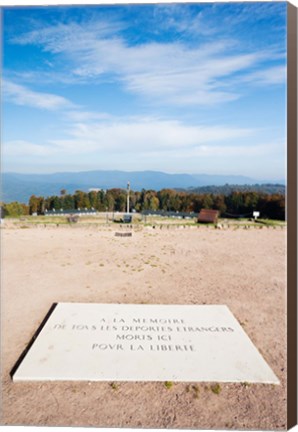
[127,181,130,213]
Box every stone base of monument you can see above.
[115,232,132,237]
[11,303,279,384]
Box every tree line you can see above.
[2,188,285,220]
[183,183,285,196]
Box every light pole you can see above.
[127,181,130,214]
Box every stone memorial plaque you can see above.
[12,303,279,383]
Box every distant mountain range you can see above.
[1,170,285,203]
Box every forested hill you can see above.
[2,170,265,203]
[178,184,286,195]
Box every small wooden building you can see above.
[198,209,219,224]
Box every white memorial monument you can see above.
[12,303,279,384]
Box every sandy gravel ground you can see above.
[1,223,287,429]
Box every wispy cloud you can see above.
[3,140,57,157]
[4,117,280,178]
[154,2,286,39]
[9,15,286,107]
[65,110,112,122]
[2,79,75,110]
[241,65,286,86]
[153,4,219,37]
[10,19,125,52]
[60,117,253,152]
[3,115,254,158]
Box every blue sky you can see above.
[2,2,287,180]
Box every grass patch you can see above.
[192,384,200,398]
[256,219,286,227]
[164,381,173,389]
[210,383,222,394]
[186,384,200,398]
[110,382,119,390]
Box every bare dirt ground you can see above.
[1,222,287,429]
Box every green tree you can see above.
[179,193,193,212]
[95,190,106,211]
[88,191,99,209]
[21,203,30,215]
[192,195,204,213]
[63,194,75,210]
[158,189,178,211]
[104,191,115,211]
[263,194,285,220]
[4,201,28,217]
[130,191,141,212]
[213,195,227,215]
[115,193,126,212]
[142,190,159,210]
[202,194,214,210]
[53,196,63,210]
[226,192,245,214]
[29,195,44,214]
[74,190,90,209]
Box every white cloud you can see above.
[242,65,286,85]
[54,117,253,153]
[179,142,284,158]
[69,38,265,105]
[14,116,252,156]
[10,20,125,53]
[3,140,57,156]
[65,110,112,122]
[2,79,75,110]
[3,117,254,159]
[9,19,285,106]
[3,118,284,179]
